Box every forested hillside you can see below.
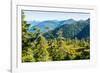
[22,11,90,62]
[44,19,90,39]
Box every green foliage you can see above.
[33,36,50,62]
[44,19,90,39]
[22,48,35,62]
[22,11,90,62]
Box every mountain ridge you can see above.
[27,19,77,32]
[43,18,90,39]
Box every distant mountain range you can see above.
[43,19,90,39]
[27,19,76,32]
[27,18,90,39]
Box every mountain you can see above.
[32,20,60,32]
[27,19,76,32]
[59,19,76,25]
[43,19,90,39]
[27,20,40,26]
[27,21,40,32]
[76,20,90,39]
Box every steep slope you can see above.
[76,24,90,39]
[43,19,90,39]
[27,19,76,32]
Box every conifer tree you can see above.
[32,28,50,61]
[22,11,35,62]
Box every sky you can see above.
[23,10,90,21]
